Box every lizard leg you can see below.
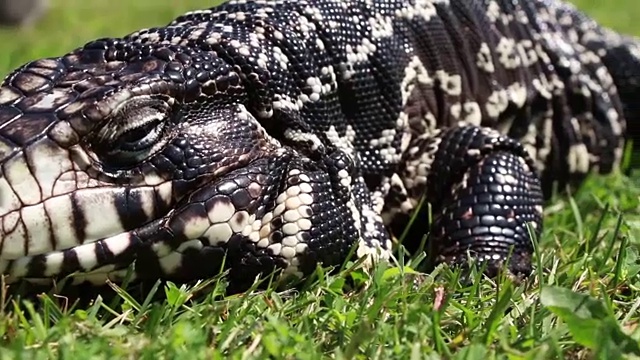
[400,125,544,276]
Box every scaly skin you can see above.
[0,0,635,292]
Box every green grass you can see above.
[1,0,640,359]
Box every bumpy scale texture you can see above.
[0,0,637,291]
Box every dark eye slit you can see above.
[114,119,164,152]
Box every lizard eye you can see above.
[93,97,174,167]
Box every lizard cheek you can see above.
[129,157,289,285]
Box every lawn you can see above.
[0,1,640,359]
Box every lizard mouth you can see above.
[0,151,278,286]
[0,152,313,288]
[0,147,178,284]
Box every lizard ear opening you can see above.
[91,96,178,168]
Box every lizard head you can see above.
[0,38,328,287]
